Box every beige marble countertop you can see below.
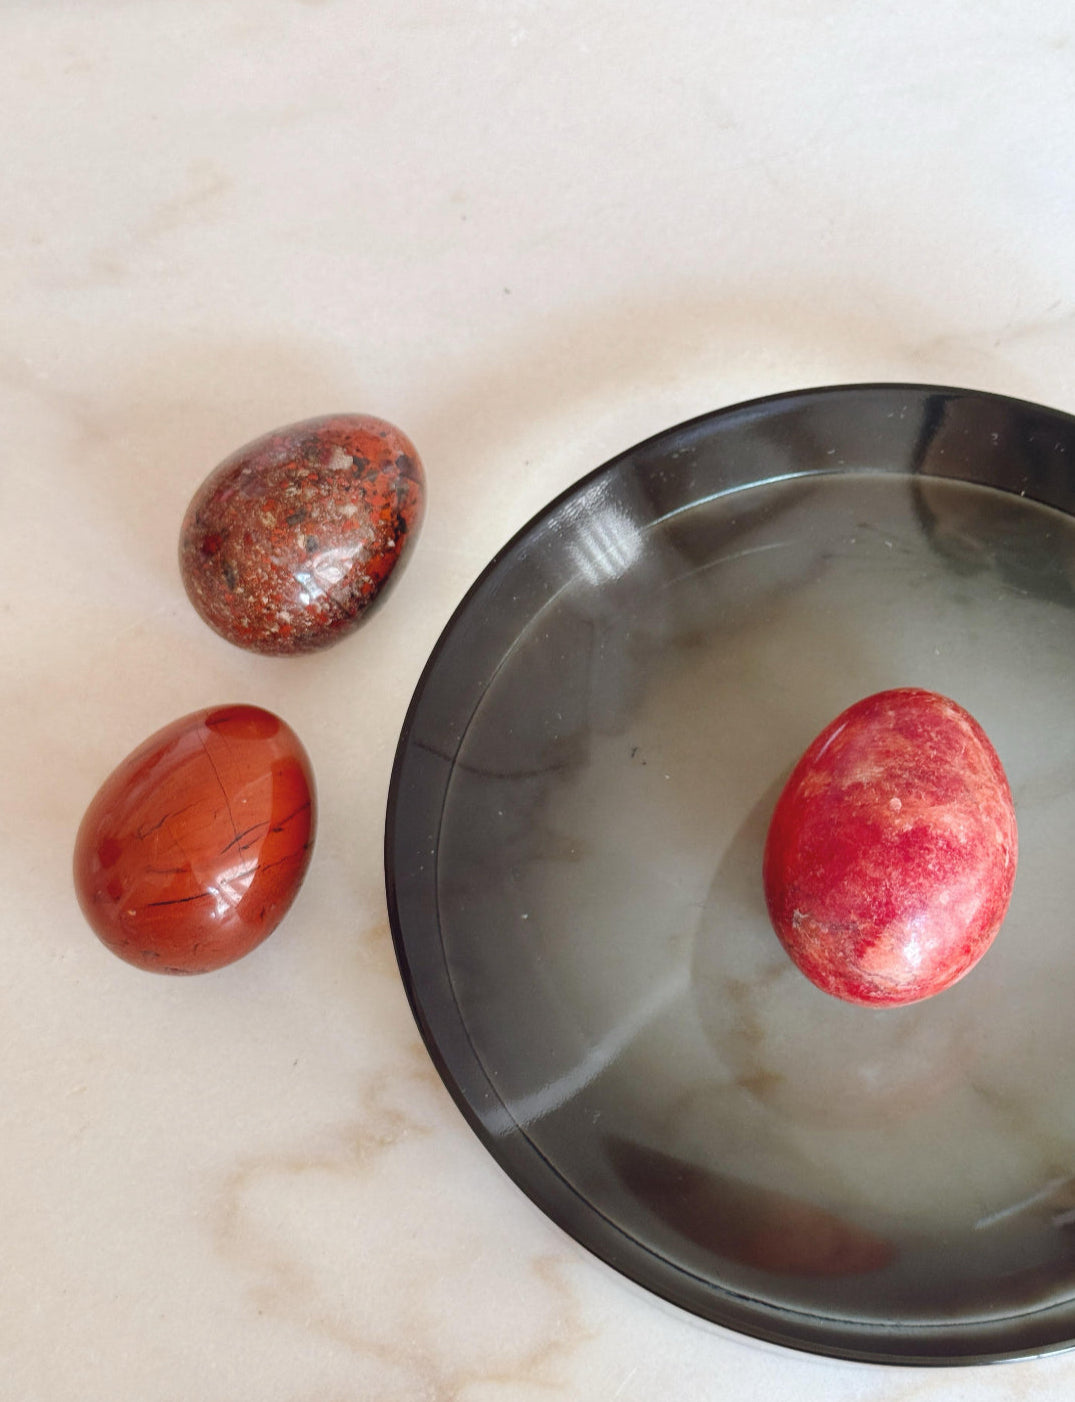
[5,3,1075,1398]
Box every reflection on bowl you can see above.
[603,1134,895,1277]
[692,778,989,1131]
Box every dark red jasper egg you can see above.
[73,705,315,974]
[179,414,425,656]
[763,689,1017,1007]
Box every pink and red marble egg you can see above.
[764,688,1018,1007]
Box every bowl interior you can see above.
[387,385,1075,1363]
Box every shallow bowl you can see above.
[387,384,1075,1364]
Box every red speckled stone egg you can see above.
[763,688,1017,1007]
[179,414,425,656]
[73,705,315,974]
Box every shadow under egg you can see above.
[690,779,995,1131]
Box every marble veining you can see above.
[210,1050,595,1396]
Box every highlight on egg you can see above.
[762,688,1018,1008]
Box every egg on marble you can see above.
[179,414,425,656]
[763,688,1017,1007]
[73,705,315,974]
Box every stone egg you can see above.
[763,688,1018,1007]
[73,705,315,974]
[179,414,425,656]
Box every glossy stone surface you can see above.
[179,414,425,656]
[73,705,315,973]
[763,689,1018,1007]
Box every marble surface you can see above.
[4,2,1075,1397]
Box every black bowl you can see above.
[386,383,1075,1364]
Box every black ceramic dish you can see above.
[386,384,1075,1364]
